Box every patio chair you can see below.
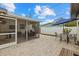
[74,34,77,44]
[59,33,70,43]
[62,33,68,41]
[75,41,79,46]
[68,34,73,42]
[68,34,77,44]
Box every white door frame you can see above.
[15,19,17,44]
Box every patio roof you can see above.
[52,3,79,26]
[52,18,77,26]
[0,14,40,22]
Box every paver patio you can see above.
[0,34,79,56]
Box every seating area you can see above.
[28,30,36,38]
[59,33,77,44]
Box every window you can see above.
[20,24,25,29]
[9,25,15,29]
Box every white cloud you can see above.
[21,14,26,16]
[66,8,70,15]
[38,16,45,19]
[0,3,16,12]
[66,11,70,15]
[41,7,56,16]
[34,5,56,18]
[35,5,41,15]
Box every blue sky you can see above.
[0,3,70,24]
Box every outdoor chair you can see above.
[62,33,68,41]
[75,40,79,47]
[68,34,73,42]
[28,30,36,38]
[74,34,77,44]
[68,34,77,44]
[59,33,70,43]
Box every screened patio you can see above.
[0,14,40,49]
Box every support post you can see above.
[38,22,40,37]
[63,24,64,33]
[26,21,28,40]
[77,20,79,41]
[15,19,17,44]
[36,22,40,38]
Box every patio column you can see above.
[36,22,40,38]
[15,19,17,44]
[25,21,28,40]
[77,20,79,41]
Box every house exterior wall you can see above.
[0,16,40,42]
